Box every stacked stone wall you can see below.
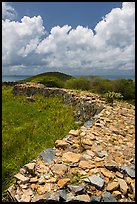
[13,83,104,121]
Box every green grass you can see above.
[2,86,78,201]
[22,71,73,83]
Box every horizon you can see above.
[2,72,135,77]
[2,71,135,80]
[2,2,135,76]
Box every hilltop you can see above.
[23,71,73,82]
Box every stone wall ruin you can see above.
[13,83,104,122]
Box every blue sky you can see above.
[2,2,135,76]
[12,2,122,32]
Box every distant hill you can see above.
[18,72,74,88]
[23,71,73,82]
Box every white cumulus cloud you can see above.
[2,2,135,75]
[2,2,17,20]
[2,15,45,66]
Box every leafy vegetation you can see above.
[89,77,113,94]
[105,91,123,105]
[111,78,135,100]
[65,77,90,91]
[18,72,135,104]
[2,86,78,201]
[64,76,134,104]
[32,76,64,88]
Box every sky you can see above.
[2,2,135,76]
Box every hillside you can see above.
[6,84,135,202]
[22,71,74,82]
[16,72,74,88]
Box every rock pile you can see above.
[13,83,104,121]
[7,99,135,202]
[2,81,20,86]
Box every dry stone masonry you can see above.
[13,83,104,121]
[7,83,135,202]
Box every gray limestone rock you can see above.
[91,195,101,202]
[59,190,67,201]
[101,192,118,202]
[84,175,104,189]
[97,151,106,158]
[39,148,55,164]
[120,166,135,178]
[46,192,60,201]
[84,120,93,128]
[67,184,85,194]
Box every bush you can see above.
[105,91,123,105]
[35,76,64,88]
[65,77,90,91]
[90,77,113,94]
[112,79,135,100]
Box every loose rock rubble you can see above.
[7,85,135,202]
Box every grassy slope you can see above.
[21,71,74,82]
[2,86,78,200]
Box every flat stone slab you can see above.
[39,148,55,164]
[14,173,30,184]
[51,164,68,175]
[107,181,119,192]
[62,152,81,163]
[74,194,91,202]
[117,178,128,195]
[84,175,104,189]
[102,192,118,202]
[121,166,135,178]
[67,184,85,194]
[91,195,101,202]
[55,140,69,148]
[69,129,79,136]
[59,190,67,201]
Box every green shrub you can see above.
[65,77,90,91]
[105,91,123,105]
[34,76,64,88]
[90,77,113,94]
[112,79,135,100]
